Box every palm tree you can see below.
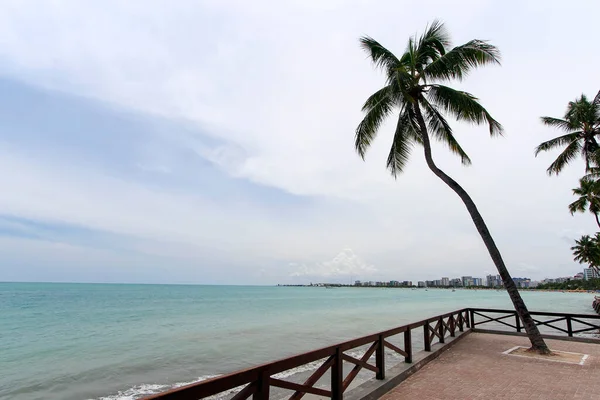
[571,235,600,271]
[355,21,550,353]
[569,177,600,228]
[535,91,600,174]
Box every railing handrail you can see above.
[143,308,469,399]
[143,308,600,400]
[469,308,600,319]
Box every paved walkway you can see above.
[381,333,600,400]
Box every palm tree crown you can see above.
[571,235,600,269]
[355,20,502,176]
[535,91,600,174]
[568,177,600,228]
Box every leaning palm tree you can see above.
[535,91,600,174]
[356,21,550,353]
[571,235,600,271]
[569,177,600,228]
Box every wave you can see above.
[94,375,220,400]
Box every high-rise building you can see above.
[584,268,599,280]
[486,274,502,287]
[441,277,450,287]
[418,281,426,288]
[513,277,531,288]
[472,277,483,286]
[462,276,473,287]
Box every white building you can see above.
[584,268,599,280]
[441,277,450,287]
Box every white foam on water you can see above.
[94,347,405,399]
[94,375,220,400]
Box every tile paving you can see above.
[381,333,600,400]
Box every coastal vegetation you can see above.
[355,21,550,353]
[536,278,600,291]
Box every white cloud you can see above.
[290,248,376,277]
[0,0,598,282]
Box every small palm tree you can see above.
[569,178,600,228]
[535,91,600,174]
[355,21,549,353]
[571,235,600,271]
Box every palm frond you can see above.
[355,86,396,159]
[568,197,588,214]
[426,85,503,135]
[423,39,500,82]
[593,89,600,108]
[359,36,401,79]
[590,198,600,214]
[387,108,417,177]
[540,117,575,132]
[420,99,471,165]
[404,105,423,145]
[534,132,581,155]
[414,20,450,71]
[546,139,582,175]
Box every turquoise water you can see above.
[0,283,594,400]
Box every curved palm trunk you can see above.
[594,212,600,229]
[413,104,550,354]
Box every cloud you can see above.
[290,248,376,278]
[0,1,599,283]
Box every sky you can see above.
[0,0,598,284]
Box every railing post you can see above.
[566,315,573,337]
[469,309,475,329]
[423,322,431,351]
[253,370,270,400]
[376,335,385,380]
[464,310,470,328]
[331,347,343,400]
[458,312,464,332]
[450,314,456,337]
[438,317,445,343]
[515,313,522,333]
[404,329,412,363]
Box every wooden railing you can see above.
[144,309,470,400]
[144,308,600,400]
[470,308,600,338]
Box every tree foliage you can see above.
[535,91,600,174]
[571,234,600,270]
[355,20,502,177]
[569,177,600,228]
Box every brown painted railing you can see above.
[144,308,600,400]
[470,308,600,338]
[144,308,470,400]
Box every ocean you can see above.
[0,282,594,400]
